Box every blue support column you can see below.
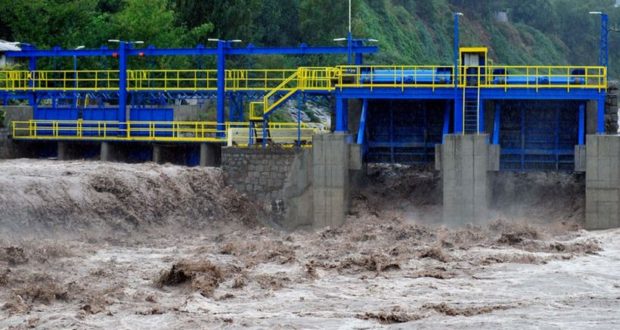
[520,107,526,170]
[347,32,353,65]
[357,99,368,145]
[28,56,37,113]
[28,56,38,116]
[493,103,501,145]
[355,52,363,65]
[579,103,586,145]
[597,95,605,134]
[118,42,127,127]
[297,92,303,147]
[442,101,451,143]
[454,94,463,134]
[479,100,485,134]
[262,119,268,148]
[217,41,226,138]
[335,96,348,132]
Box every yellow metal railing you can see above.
[11,120,324,146]
[0,65,607,93]
[0,70,120,91]
[1,65,607,92]
[460,66,607,90]
[226,121,319,147]
[12,120,225,142]
[335,65,456,90]
[127,69,298,91]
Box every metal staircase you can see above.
[463,85,480,134]
[249,68,335,121]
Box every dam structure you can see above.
[0,29,616,230]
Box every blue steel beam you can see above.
[5,45,378,58]
[357,99,368,145]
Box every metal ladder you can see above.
[463,84,480,134]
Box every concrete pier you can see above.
[312,133,351,228]
[100,142,115,162]
[585,135,620,229]
[437,134,499,225]
[200,143,221,167]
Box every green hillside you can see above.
[1,0,620,76]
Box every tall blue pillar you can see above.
[442,101,451,143]
[28,55,37,113]
[479,99,485,134]
[493,103,501,145]
[454,96,463,134]
[597,96,605,134]
[335,96,348,132]
[216,41,226,138]
[579,103,586,144]
[118,42,127,126]
[357,99,368,145]
[347,32,353,65]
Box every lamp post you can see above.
[73,45,85,108]
[590,11,609,68]
[454,12,463,134]
[108,40,144,132]
[589,12,610,134]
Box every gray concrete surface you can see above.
[440,134,495,225]
[2,106,33,128]
[100,142,117,162]
[585,134,620,230]
[312,133,350,229]
[200,143,221,167]
[575,145,587,173]
[173,104,206,121]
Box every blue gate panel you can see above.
[34,107,79,136]
[83,108,118,121]
[366,100,445,164]
[130,108,174,137]
[82,108,119,136]
[499,101,579,171]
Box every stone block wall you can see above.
[222,147,301,201]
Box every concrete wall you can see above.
[585,135,620,230]
[438,134,496,225]
[173,104,207,121]
[2,106,33,128]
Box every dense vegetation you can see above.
[1,0,620,77]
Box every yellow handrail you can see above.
[11,120,325,146]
